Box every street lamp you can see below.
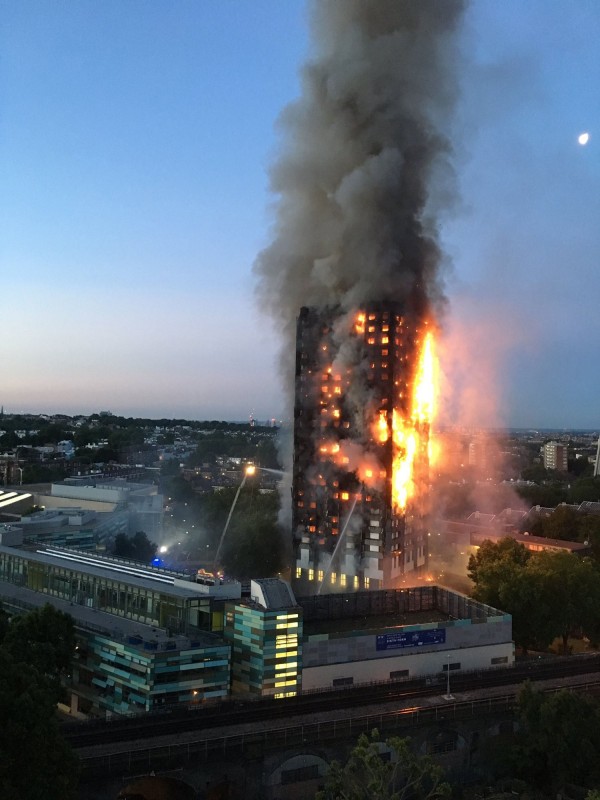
[443,654,454,701]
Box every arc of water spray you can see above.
[212,466,289,573]
[213,466,255,572]
[317,495,358,595]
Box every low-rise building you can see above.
[224,578,302,699]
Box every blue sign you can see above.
[376,628,446,651]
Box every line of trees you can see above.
[468,538,600,653]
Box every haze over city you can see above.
[3,0,599,428]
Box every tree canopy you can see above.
[468,538,600,653]
[316,729,450,800]
[113,531,157,563]
[0,605,78,799]
[506,683,600,793]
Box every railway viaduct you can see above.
[73,666,600,800]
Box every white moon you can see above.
[578,132,590,145]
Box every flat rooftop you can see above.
[0,580,223,652]
[303,609,451,637]
[0,544,207,599]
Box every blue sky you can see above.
[2,1,599,428]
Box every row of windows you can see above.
[296,567,371,590]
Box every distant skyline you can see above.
[2,1,599,428]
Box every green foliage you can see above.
[0,606,78,798]
[316,729,451,800]
[467,538,531,608]
[508,684,600,793]
[113,531,157,562]
[0,604,9,644]
[0,650,79,799]
[192,486,285,579]
[468,538,600,652]
[3,603,76,700]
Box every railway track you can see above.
[63,652,600,748]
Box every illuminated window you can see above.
[331,572,337,584]
[382,325,389,332]
[340,574,347,587]
[368,314,376,320]
[354,575,359,589]
[318,569,324,582]
[368,326,375,333]
[364,577,370,589]
[382,349,388,356]
[297,501,304,508]
[334,386,341,395]
[308,569,314,581]
[310,502,317,508]
[295,567,302,579]
[308,526,316,533]
[341,492,349,500]
[381,336,389,344]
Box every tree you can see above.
[0,649,79,799]
[3,603,75,700]
[524,551,600,654]
[507,683,600,793]
[467,538,531,609]
[113,531,157,562]
[316,729,451,800]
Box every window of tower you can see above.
[381,336,389,344]
[382,349,388,356]
[367,338,375,345]
[318,570,324,582]
[340,574,347,587]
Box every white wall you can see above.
[301,642,514,690]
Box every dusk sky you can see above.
[2,1,599,429]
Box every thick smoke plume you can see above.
[254,0,467,395]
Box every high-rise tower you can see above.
[292,303,432,594]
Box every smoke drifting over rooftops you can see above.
[254,0,467,393]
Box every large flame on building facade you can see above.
[292,303,438,592]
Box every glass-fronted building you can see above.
[224,578,302,698]
[0,544,241,635]
[73,629,230,715]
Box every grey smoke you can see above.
[254,0,467,401]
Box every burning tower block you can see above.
[292,302,435,594]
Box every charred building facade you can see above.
[292,303,430,594]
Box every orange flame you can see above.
[392,329,437,511]
[374,410,389,443]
